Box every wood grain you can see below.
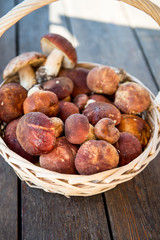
[0,1,18,240]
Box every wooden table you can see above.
[0,0,160,239]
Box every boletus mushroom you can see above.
[94,118,120,144]
[0,83,27,123]
[58,67,91,97]
[114,82,151,114]
[65,114,95,144]
[16,112,56,155]
[40,137,78,174]
[36,33,77,83]
[117,114,151,148]
[43,77,74,100]
[23,90,59,117]
[87,66,120,95]
[83,102,121,126]
[75,140,119,175]
[3,52,46,90]
[58,101,79,122]
[4,118,38,163]
[115,132,142,166]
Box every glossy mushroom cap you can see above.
[16,112,56,155]
[0,83,27,123]
[87,66,120,95]
[40,137,78,174]
[41,33,77,68]
[114,82,151,114]
[75,140,119,175]
[65,114,90,144]
[4,118,38,163]
[58,67,91,97]
[43,77,74,100]
[83,102,121,126]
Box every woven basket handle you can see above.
[0,0,160,38]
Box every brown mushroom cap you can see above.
[65,114,90,144]
[89,94,111,103]
[87,66,120,95]
[4,118,38,163]
[94,118,120,144]
[40,137,78,174]
[75,140,119,175]
[115,132,142,166]
[3,52,46,81]
[0,83,27,123]
[58,67,91,97]
[43,77,74,100]
[16,112,56,155]
[114,82,151,114]
[41,33,77,68]
[117,114,151,148]
[58,101,79,122]
[73,94,89,111]
[83,102,121,126]
[23,91,59,117]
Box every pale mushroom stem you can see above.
[18,65,37,90]
[27,84,43,97]
[45,48,64,76]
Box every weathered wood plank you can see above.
[18,1,111,239]
[65,0,160,239]
[122,2,160,90]
[22,185,110,240]
[0,1,18,240]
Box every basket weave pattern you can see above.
[0,0,160,197]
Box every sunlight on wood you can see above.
[49,0,159,31]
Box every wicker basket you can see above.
[0,0,160,197]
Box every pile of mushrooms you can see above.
[1,33,151,175]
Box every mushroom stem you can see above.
[45,48,64,76]
[18,65,37,90]
[27,84,43,97]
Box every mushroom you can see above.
[89,94,111,103]
[0,83,27,123]
[16,112,56,155]
[83,102,121,126]
[3,52,46,90]
[94,118,120,144]
[36,33,77,83]
[4,118,38,163]
[43,77,74,100]
[117,114,151,148]
[58,101,79,122]
[115,132,142,166]
[114,82,151,114]
[65,114,95,144]
[87,66,120,95]
[23,90,59,117]
[40,137,78,174]
[73,94,89,111]
[75,140,119,175]
[58,67,91,97]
